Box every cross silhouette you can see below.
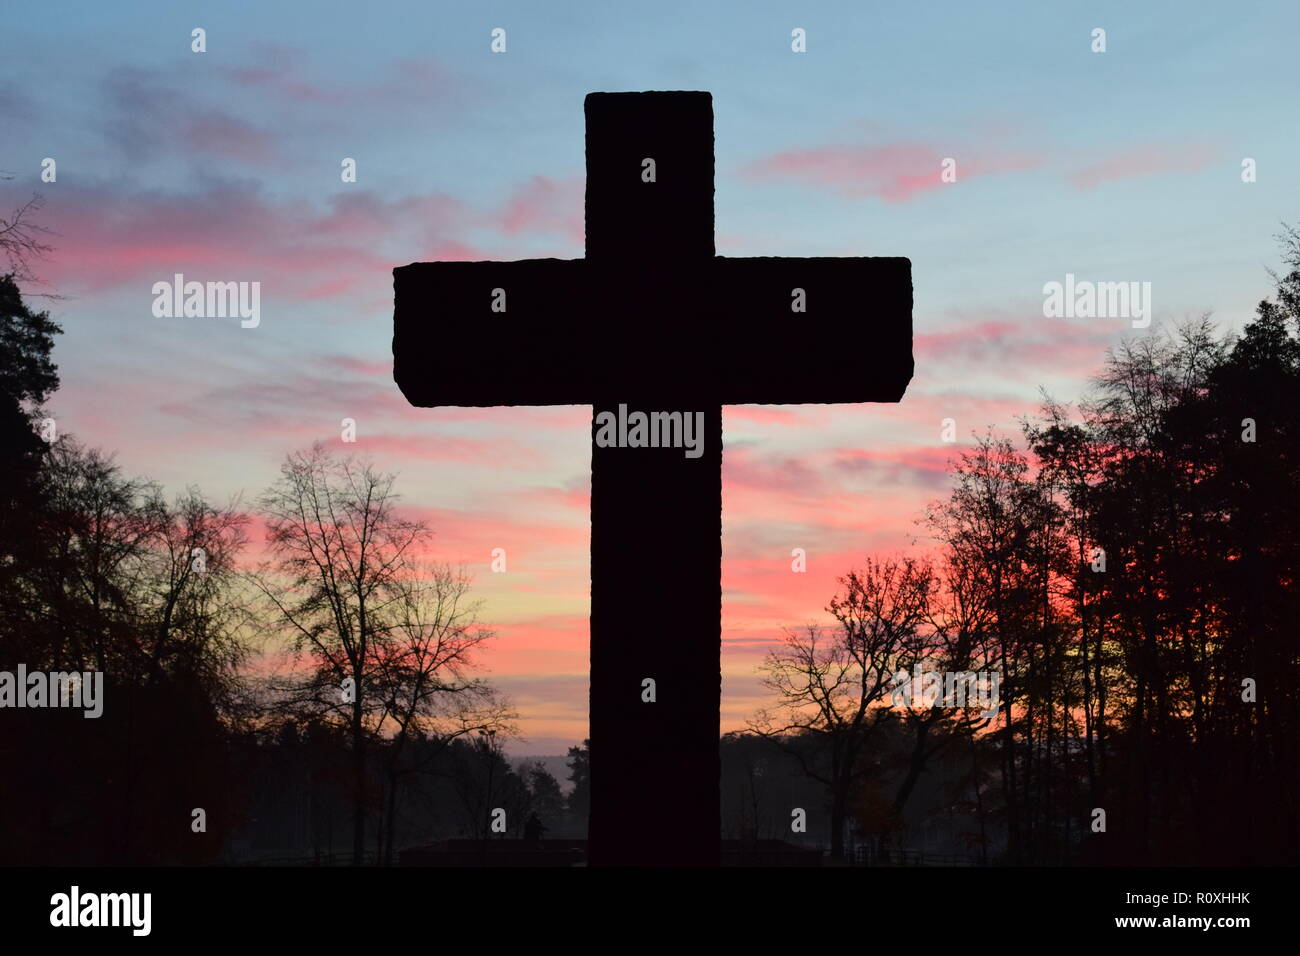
[393,91,912,866]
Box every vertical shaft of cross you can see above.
[584,93,721,865]
[589,404,721,866]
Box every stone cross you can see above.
[393,91,913,865]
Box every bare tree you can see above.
[749,556,932,858]
[253,444,511,864]
[253,444,427,864]
[370,563,515,862]
[35,438,164,672]
[923,432,1039,860]
[139,487,252,713]
[0,173,53,284]
[876,549,998,861]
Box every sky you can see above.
[2,1,1297,754]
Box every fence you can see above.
[225,851,382,866]
[849,845,982,866]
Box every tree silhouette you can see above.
[749,556,932,858]
[751,229,1300,865]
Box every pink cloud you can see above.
[896,391,1050,444]
[496,176,585,245]
[722,442,957,500]
[389,406,591,428]
[914,319,1022,358]
[37,183,459,299]
[220,51,466,112]
[356,432,546,468]
[422,240,494,261]
[726,405,808,426]
[1069,143,1218,190]
[829,444,957,486]
[312,192,469,244]
[913,312,1119,381]
[36,176,588,298]
[742,142,1041,202]
[320,355,393,379]
[154,374,415,433]
[515,481,591,516]
[721,443,941,568]
[724,447,827,495]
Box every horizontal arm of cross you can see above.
[393,256,912,407]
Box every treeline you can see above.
[721,726,985,862]
[754,230,1300,865]
[226,728,590,863]
[0,273,582,864]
